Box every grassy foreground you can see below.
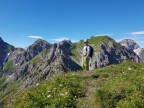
[2,61,144,108]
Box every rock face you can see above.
[13,40,81,86]
[90,41,141,69]
[0,37,15,70]
[134,48,144,63]
[119,39,140,50]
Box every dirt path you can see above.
[76,70,99,108]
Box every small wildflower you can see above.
[59,84,63,87]
[47,90,51,93]
[65,92,68,94]
[47,95,51,98]
[72,73,75,76]
[60,93,65,96]
[53,88,57,90]
[36,83,39,86]
[128,68,132,70]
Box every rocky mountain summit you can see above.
[119,39,144,63]
[119,39,140,50]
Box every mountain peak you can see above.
[0,37,4,42]
[34,39,49,44]
[89,35,115,45]
[119,39,140,50]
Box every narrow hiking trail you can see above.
[76,70,99,108]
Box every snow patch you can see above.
[3,53,10,65]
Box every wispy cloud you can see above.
[129,31,144,35]
[28,36,43,39]
[50,37,78,43]
[51,37,69,42]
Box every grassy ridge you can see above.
[89,36,115,45]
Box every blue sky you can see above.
[0,0,144,48]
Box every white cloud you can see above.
[28,36,43,39]
[51,37,69,42]
[50,37,78,43]
[129,31,144,35]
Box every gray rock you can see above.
[90,41,141,69]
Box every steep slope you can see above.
[119,39,140,50]
[0,37,15,71]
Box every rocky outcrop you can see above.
[90,41,141,69]
[134,48,144,63]
[119,39,140,50]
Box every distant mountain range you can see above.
[0,35,144,106]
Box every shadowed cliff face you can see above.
[0,37,15,70]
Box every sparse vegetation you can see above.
[31,57,41,64]
[41,49,49,57]
[4,60,15,71]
